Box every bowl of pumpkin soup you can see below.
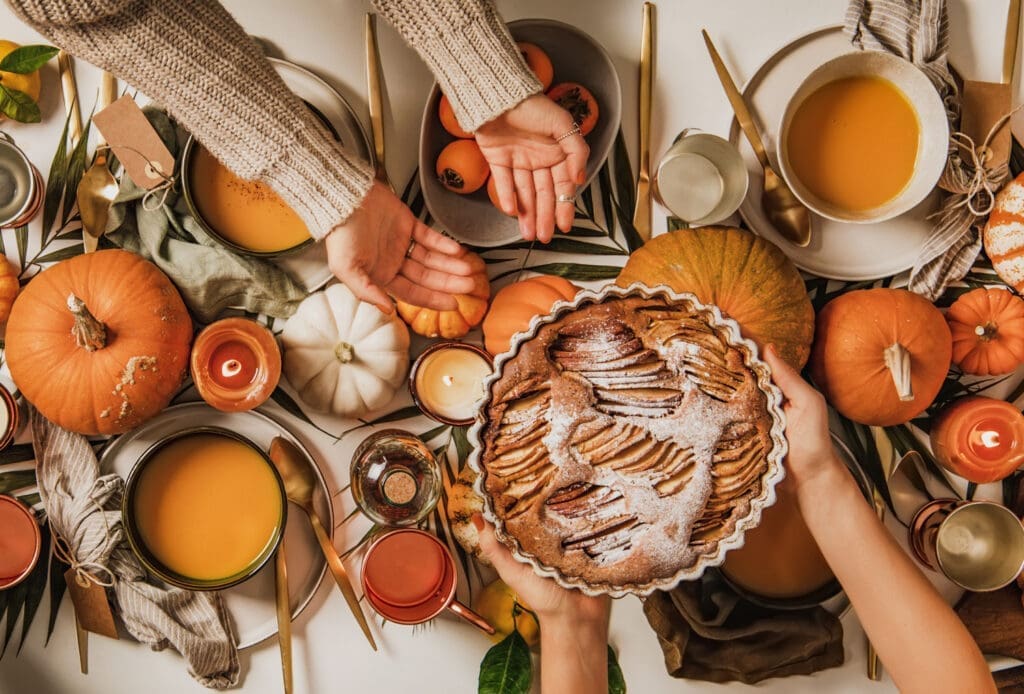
[778,51,948,224]
[123,427,286,590]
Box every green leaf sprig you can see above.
[0,44,59,123]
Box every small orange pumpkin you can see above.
[810,288,952,427]
[947,287,1024,376]
[395,254,490,339]
[983,172,1024,293]
[0,255,19,322]
[6,250,192,435]
[482,275,577,355]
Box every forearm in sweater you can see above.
[7,0,375,239]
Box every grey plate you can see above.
[100,402,333,650]
[419,19,623,247]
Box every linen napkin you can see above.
[845,0,1009,300]
[643,572,844,684]
[105,107,307,323]
[30,406,240,689]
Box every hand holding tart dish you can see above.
[469,284,787,596]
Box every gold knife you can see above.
[365,13,391,189]
[57,51,83,148]
[74,614,89,675]
[1004,0,1020,85]
[631,2,654,241]
[274,541,293,694]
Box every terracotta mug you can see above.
[361,528,494,634]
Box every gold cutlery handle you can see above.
[365,12,390,188]
[74,613,89,675]
[95,71,118,149]
[1004,0,1021,85]
[309,511,378,651]
[274,543,293,694]
[57,51,83,148]
[701,30,770,170]
[632,2,654,241]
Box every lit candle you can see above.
[191,318,281,412]
[411,343,493,425]
[931,396,1024,483]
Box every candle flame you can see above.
[221,359,243,379]
[442,374,455,387]
[980,430,1000,448]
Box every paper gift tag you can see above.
[64,567,119,639]
[91,95,174,191]
[956,80,1012,172]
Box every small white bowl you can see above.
[777,51,948,224]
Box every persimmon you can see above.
[486,175,516,216]
[436,139,489,194]
[547,82,599,136]
[517,42,554,90]
[438,93,473,139]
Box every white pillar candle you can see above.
[414,346,492,423]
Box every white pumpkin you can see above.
[281,284,410,417]
[984,172,1024,293]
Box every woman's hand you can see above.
[475,94,590,244]
[325,182,480,313]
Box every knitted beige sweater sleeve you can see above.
[7,0,540,238]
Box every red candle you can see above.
[931,396,1024,483]
[0,495,41,590]
[191,318,281,412]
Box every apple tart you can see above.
[469,285,787,596]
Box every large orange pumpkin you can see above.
[983,172,1024,293]
[482,275,577,355]
[6,250,193,435]
[810,288,952,427]
[395,255,490,339]
[616,226,814,369]
[946,287,1024,376]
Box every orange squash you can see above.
[6,250,192,435]
[810,288,952,426]
[616,226,814,369]
[947,287,1024,376]
[482,275,577,355]
[396,255,490,339]
[0,255,19,323]
[983,172,1024,293]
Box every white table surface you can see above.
[1,1,1022,693]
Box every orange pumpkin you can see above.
[616,226,815,369]
[983,172,1024,293]
[810,288,952,427]
[483,275,577,355]
[395,255,490,339]
[6,250,192,435]
[0,255,19,323]
[947,287,1024,376]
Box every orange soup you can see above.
[786,76,919,212]
[721,482,834,600]
[133,433,283,581]
[189,145,311,253]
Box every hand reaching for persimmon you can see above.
[325,182,480,314]
[476,94,590,243]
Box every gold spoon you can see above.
[268,437,378,650]
[78,71,118,253]
[702,30,811,247]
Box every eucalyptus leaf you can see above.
[0,45,58,75]
[608,645,627,694]
[0,85,40,123]
[478,630,531,694]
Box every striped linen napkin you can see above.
[30,407,240,689]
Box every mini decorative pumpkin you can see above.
[280,283,410,417]
[482,275,577,355]
[947,287,1024,376]
[0,255,19,322]
[617,226,815,369]
[5,250,192,435]
[984,172,1024,293]
[395,255,490,339]
[810,288,952,427]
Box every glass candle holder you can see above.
[350,429,441,527]
[409,342,493,426]
[930,396,1024,483]
[191,318,281,412]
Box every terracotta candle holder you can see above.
[409,342,493,426]
[0,495,41,590]
[930,396,1024,483]
[191,318,281,412]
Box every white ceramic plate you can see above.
[270,58,374,292]
[100,402,333,649]
[730,25,943,281]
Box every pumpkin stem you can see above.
[974,323,998,342]
[335,341,355,363]
[67,294,107,352]
[883,342,914,402]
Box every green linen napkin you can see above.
[105,108,306,323]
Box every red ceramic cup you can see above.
[361,529,494,634]
[0,495,42,590]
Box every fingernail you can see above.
[471,513,484,531]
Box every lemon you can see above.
[0,40,42,121]
[473,579,540,646]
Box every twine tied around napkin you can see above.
[30,405,240,689]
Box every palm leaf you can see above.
[45,550,69,646]
[612,128,636,216]
[41,108,73,237]
[16,524,51,654]
[492,262,620,283]
[60,119,91,228]
[0,470,36,495]
[268,387,337,439]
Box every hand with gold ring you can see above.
[475,94,590,243]
[325,181,479,313]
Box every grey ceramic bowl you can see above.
[419,19,623,247]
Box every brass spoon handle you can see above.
[308,510,378,650]
[274,542,293,694]
[701,30,770,170]
[58,51,83,148]
[95,71,117,149]
[365,12,391,189]
[631,2,654,241]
